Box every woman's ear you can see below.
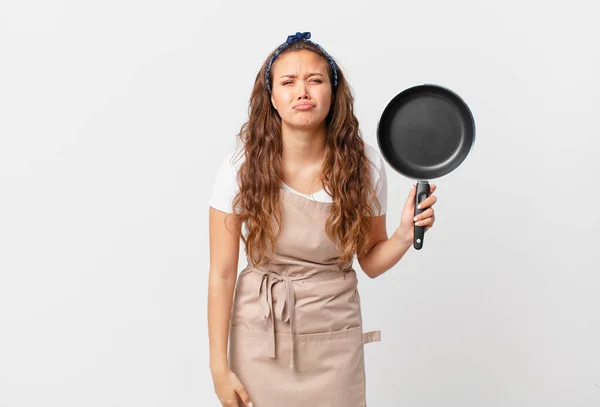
[271,94,277,110]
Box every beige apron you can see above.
[229,188,381,407]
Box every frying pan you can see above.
[376,84,476,250]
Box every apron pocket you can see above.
[229,325,374,406]
[291,326,366,384]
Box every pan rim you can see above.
[375,82,476,181]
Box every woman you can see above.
[208,32,437,407]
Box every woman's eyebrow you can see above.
[280,73,324,78]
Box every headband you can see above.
[265,31,339,94]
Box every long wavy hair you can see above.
[230,40,381,266]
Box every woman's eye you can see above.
[280,79,322,86]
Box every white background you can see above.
[1,1,599,406]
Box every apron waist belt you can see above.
[251,268,351,369]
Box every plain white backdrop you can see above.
[1,0,598,406]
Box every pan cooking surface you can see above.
[377,85,475,180]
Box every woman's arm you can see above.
[357,184,438,278]
[357,214,412,279]
[208,206,242,375]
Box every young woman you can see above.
[208,32,437,407]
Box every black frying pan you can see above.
[376,84,476,250]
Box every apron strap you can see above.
[362,330,381,344]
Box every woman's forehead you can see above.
[271,50,328,75]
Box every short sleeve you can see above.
[372,154,388,216]
[209,151,241,214]
[363,142,388,216]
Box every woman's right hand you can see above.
[211,368,253,407]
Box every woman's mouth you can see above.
[293,103,315,111]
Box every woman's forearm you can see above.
[207,270,237,374]
[361,233,412,279]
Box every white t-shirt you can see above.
[209,142,387,216]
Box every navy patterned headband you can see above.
[265,31,339,94]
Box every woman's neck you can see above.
[280,123,327,168]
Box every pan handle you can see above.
[414,181,430,250]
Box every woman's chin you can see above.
[284,117,326,130]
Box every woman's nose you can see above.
[296,80,309,98]
[297,88,309,99]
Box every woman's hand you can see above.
[211,368,253,407]
[393,184,437,245]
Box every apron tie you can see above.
[258,271,297,369]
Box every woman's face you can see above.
[269,50,333,130]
